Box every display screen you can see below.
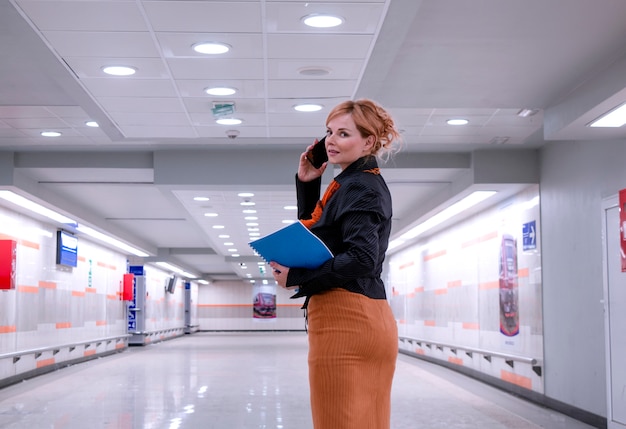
[56,230,78,267]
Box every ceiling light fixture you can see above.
[0,191,76,225]
[77,225,149,257]
[154,262,197,279]
[205,87,237,96]
[389,191,497,250]
[588,102,626,127]
[294,104,323,112]
[517,108,539,118]
[302,14,344,28]
[41,131,61,137]
[102,66,136,76]
[216,118,242,125]
[446,119,469,126]
[192,42,230,55]
[85,121,99,127]
[298,67,331,77]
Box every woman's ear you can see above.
[364,135,375,152]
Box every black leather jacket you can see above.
[287,155,392,302]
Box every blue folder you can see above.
[249,221,333,269]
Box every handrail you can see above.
[130,327,185,335]
[0,334,131,361]
[399,335,541,366]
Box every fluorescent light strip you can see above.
[76,225,149,257]
[389,191,497,250]
[0,190,77,226]
[589,102,626,127]
[155,262,197,279]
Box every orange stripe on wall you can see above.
[501,370,532,390]
[399,261,415,270]
[18,285,39,294]
[78,255,87,262]
[19,239,40,250]
[518,267,529,278]
[0,325,16,333]
[72,291,85,297]
[36,358,55,368]
[56,322,72,329]
[86,287,97,294]
[38,281,57,289]
[414,348,425,355]
[434,288,448,295]
[107,294,118,300]
[461,231,498,248]
[448,357,464,366]
[415,286,425,293]
[0,234,41,250]
[447,280,462,288]
[424,320,436,326]
[96,320,107,326]
[423,250,446,261]
[97,262,117,270]
[462,322,480,330]
[84,349,96,357]
[479,281,499,290]
[407,292,415,298]
[197,304,253,308]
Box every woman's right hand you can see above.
[298,140,327,182]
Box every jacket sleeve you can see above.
[295,174,321,220]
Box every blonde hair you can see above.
[326,99,402,158]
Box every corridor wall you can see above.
[0,204,198,387]
[197,280,306,331]
[387,185,543,393]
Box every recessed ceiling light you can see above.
[244,216,258,220]
[41,131,61,137]
[246,223,259,227]
[204,212,218,217]
[218,234,230,238]
[294,104,323,112]
[205,87,237,96]
[249,232,260,237]
[85,121,99,127]
[284,205,298,210]
[194,197,210,201]
[243,209,257,214]
[216,118,242,125]
[223,242,234,246]
[102,66,136,76]
[302,14,344,28]
[240,201,255,206]
[446,119,469,126]
[238,192,254,197]
[212,225,225,229]
[193,42,230,55]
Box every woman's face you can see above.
[325,113,374,170]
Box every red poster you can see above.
[619,189,626,272]
[0,240,17,290]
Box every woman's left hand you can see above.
[270,261,290,288]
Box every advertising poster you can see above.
[252,283,276,319]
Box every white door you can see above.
[602,196,626,429]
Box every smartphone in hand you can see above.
[305,136,328,168]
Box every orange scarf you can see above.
[300,180,341,229]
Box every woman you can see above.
[270,98,401,429]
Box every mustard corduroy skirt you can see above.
[307,288,398,429]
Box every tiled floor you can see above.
[0,332,597,428]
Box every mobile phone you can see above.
[305,136,328,168]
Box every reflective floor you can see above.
[0,332,596,429]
